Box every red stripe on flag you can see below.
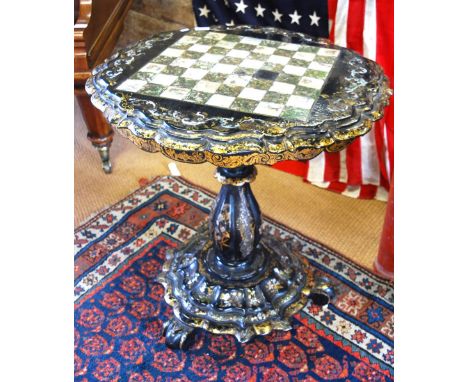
[324,151,341,182]
[327,0,338,41]
[346,0,365,54]
[358,184,378,199]
[376,0,394,180]
[343,0,365,185]
[327,181,348,193]
[272,160,308,177]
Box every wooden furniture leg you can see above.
[75,88,114,173]
[374,177,394,280]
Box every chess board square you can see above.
[208,46,230,55]
[188,44,211,53]
[204,72,229,82]
[276,73,302,85]
[269,81,295,94]
[253,69,278,81]
[231,98,258,113]
[222,34,241,42]
[253,46,276,56]
[308,61,333,72]
[139,63,167,74]
[219,56,243,65]
[293,51,317,62]
[298,45,319,53]
[206,94,235,108]
[298,76,325,89]
[194,80,221,93]
[280,106,310,121]
[117,79,147,92]
[152,55,175,65]
[283,65,307,76]
[268,54,290,66]
[261,62,284,73]
[293,86,320,98]
[182,68,208,80]
[212,63,237,74]
[259,39,280,47]
[227,49,250,59]
[315,55,336,66]
[224,74,252,87]
[132,72,155,81]
[248,78,274,90]
[172,77,197,89]
[238,87,267,101]
[304,69,328,79]
[161,66,185,76]
[200,53,223,63]
[235,67,256,76]
[254,101,284,117]
[278,42,300,51]
[160,86,190,100]
[177,35,201,45]
[192,60,214,70]
[317,47,340,57]
[181,50,204,60]
[171,58,197,68]
[216,40,237,49]
[262,91,290,104]
[217,84,243,97]
[148,73,178,86]
[205,32,226,40]
[240,59,264,70]
[139,84,165,97]
[160,48,184,57]
[286,95,315,109]
[240,36,262,45]
[185,90,212,104]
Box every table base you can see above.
[157,225,314,349]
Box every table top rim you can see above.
[86,25,391,168]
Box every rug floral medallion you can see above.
[74,176,394,382]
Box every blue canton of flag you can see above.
[192,0,329,38]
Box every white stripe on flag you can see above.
[360,0,380,186]
[363,0,377,60]
[334,0,349,47]
[383,122,391,178]
[306,152,327,183]
[375,186,389,201]
[342,185,361,198]
[339,149,348,183]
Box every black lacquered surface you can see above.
[86,25,391,168]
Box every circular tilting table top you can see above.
[86,25,391,168]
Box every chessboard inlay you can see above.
[117,30,339,122]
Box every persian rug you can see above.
[74,176,394,382]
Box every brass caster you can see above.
[96,145,112,174]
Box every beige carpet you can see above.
[75,100,386,271]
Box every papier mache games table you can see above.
[86,25,391,349]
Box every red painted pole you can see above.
[374,177,394,280]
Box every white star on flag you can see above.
[289,10,302,25]
[235,0,248,14]
[272,8,283,22]
[254,3,266,17]
[199,5,210,18]
[226,19,235,26]
[309,11,320,26]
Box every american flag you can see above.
[192,0,394,201]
